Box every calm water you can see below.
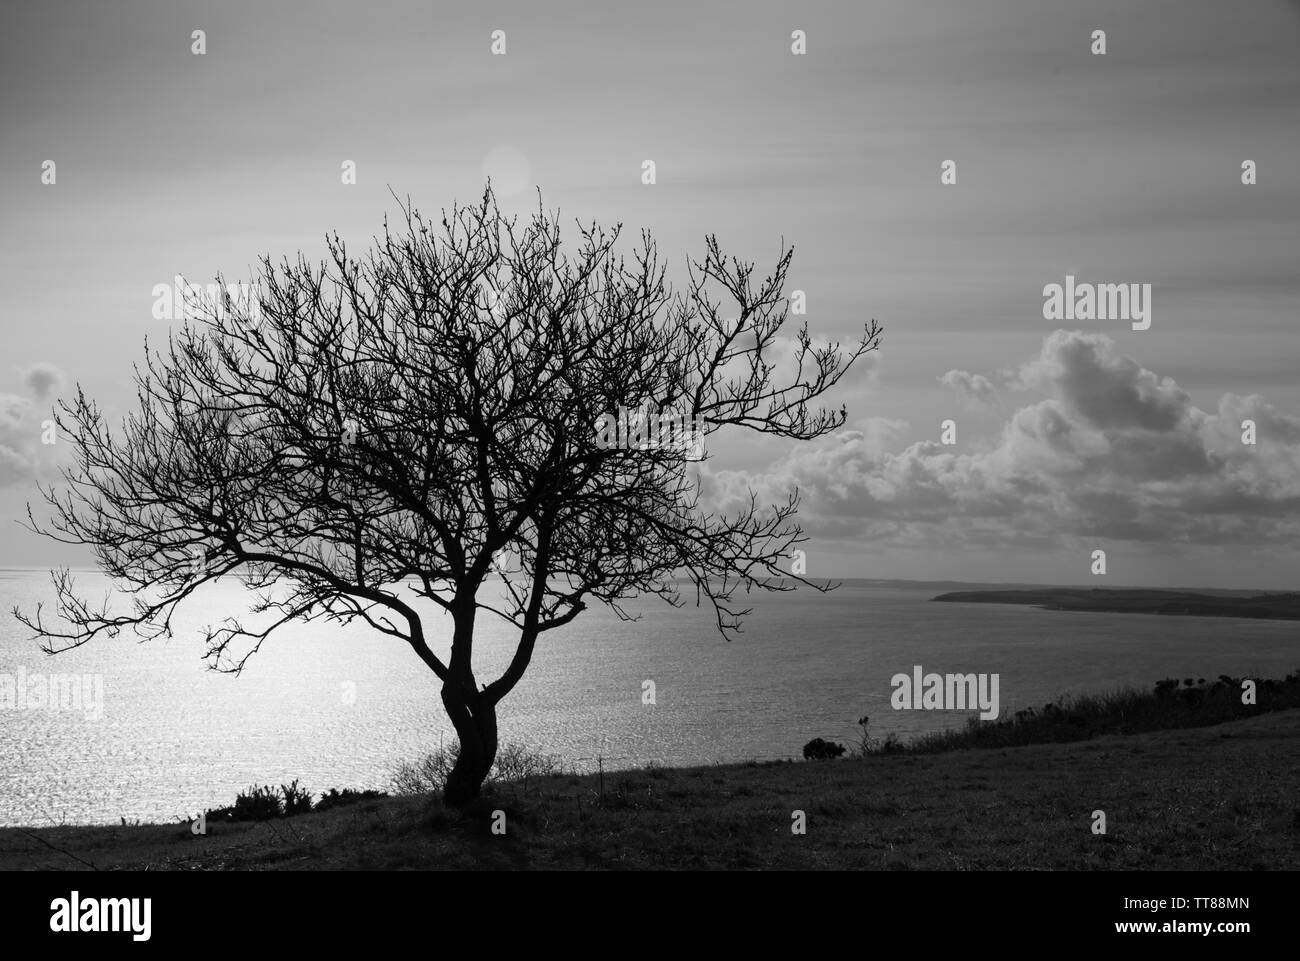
[1,570,1295,826]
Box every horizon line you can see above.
[0,568,1292,596]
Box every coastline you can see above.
[932,588,1300,620]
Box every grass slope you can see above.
[4,708,1298,870]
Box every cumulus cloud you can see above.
[0,362,67,487]
[707,331,1300,548]
[0,394,42,486]
[938,369,999,409]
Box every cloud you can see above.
[938,369,998,409]
[707,331,1300,549]
[0,363,67,487]
[22,363,64,401]
[0,394,42,486]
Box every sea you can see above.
[0,569,1295,826]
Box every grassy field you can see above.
[4,707,1298,870]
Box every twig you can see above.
[15,828,100,870]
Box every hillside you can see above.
[3,708,1297,870]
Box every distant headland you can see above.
[931,588,1300,620]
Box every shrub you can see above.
[392,741,457,796]
[281,779,314,816]
[314,787,387,812]
[876,732,905,754]
[392,738,562,795]
[853,715,905,757]
[204,784,283,822]
[204,781,386,821]
[802,737,846,760]
[236,784,283,820]
[492,741,563,783]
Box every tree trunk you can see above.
[441,683,498,807]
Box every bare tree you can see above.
[16,185,882,805]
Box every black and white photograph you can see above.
[0,0,1296,943]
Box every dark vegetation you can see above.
[203,782,387,823]
[861,670,1300,755]
[392,740,563,795]
[855,715,904,756]
[801,737,846,760]
[932,587,1300,619]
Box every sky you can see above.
[1,0,1298,587]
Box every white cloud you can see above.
[938,369,998,409]
[707,331,1300,548]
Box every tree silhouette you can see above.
[16,185,882,805]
